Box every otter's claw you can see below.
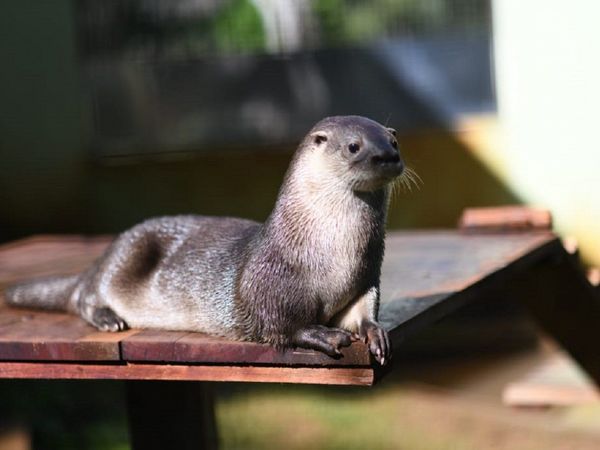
[91,307,129,332]
[359,321,391,365]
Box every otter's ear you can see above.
[387,127,397,137]
[311,132,329,146]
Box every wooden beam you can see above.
[0,362,376,386]
[458,206,552,232]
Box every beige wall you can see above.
[493,0,600,265]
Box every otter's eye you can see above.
[348,143,360,154]
[391,139,398,149]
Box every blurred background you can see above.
[1,0,599,449]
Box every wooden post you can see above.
[125,381,218,450]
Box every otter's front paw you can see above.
[359,321,391,365]
[92,307,129,332]
[293,325,359,358]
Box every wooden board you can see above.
[458,206,552,232]
[0,306,131,361]
[0,230,564,384]
[0,235,111,288]
[121,330,371,366]
[379,231,558,340]
[503,354,600,407]
[0,362,375,385]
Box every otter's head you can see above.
[300,115,404,192]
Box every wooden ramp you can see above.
[2,227,597,387]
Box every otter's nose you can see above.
[371,149,401,166]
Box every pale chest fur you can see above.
[285,190,382,323]
[266,149,389,325]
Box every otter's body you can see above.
[6,116,405,364]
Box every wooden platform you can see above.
[2,229,592,386]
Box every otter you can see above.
[5,116,406,365]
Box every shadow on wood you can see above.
[507,244,600,385]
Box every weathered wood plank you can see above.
[379,232,558,335]
[120,330,191,361]
[458,206,552,232]
[380,230,556,301]
[0,235,111,288]
[77,329,139,344]
[0,306,122,361]
[122,331,372,366]
[0,362,375,385]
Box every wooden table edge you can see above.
[0,361,375,386]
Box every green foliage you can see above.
[212,0,266,53]
[312,0,488,48]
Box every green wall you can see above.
[0,1,88,238]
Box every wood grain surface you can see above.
[0,362,375,385]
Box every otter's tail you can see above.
[3,275,79,311]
